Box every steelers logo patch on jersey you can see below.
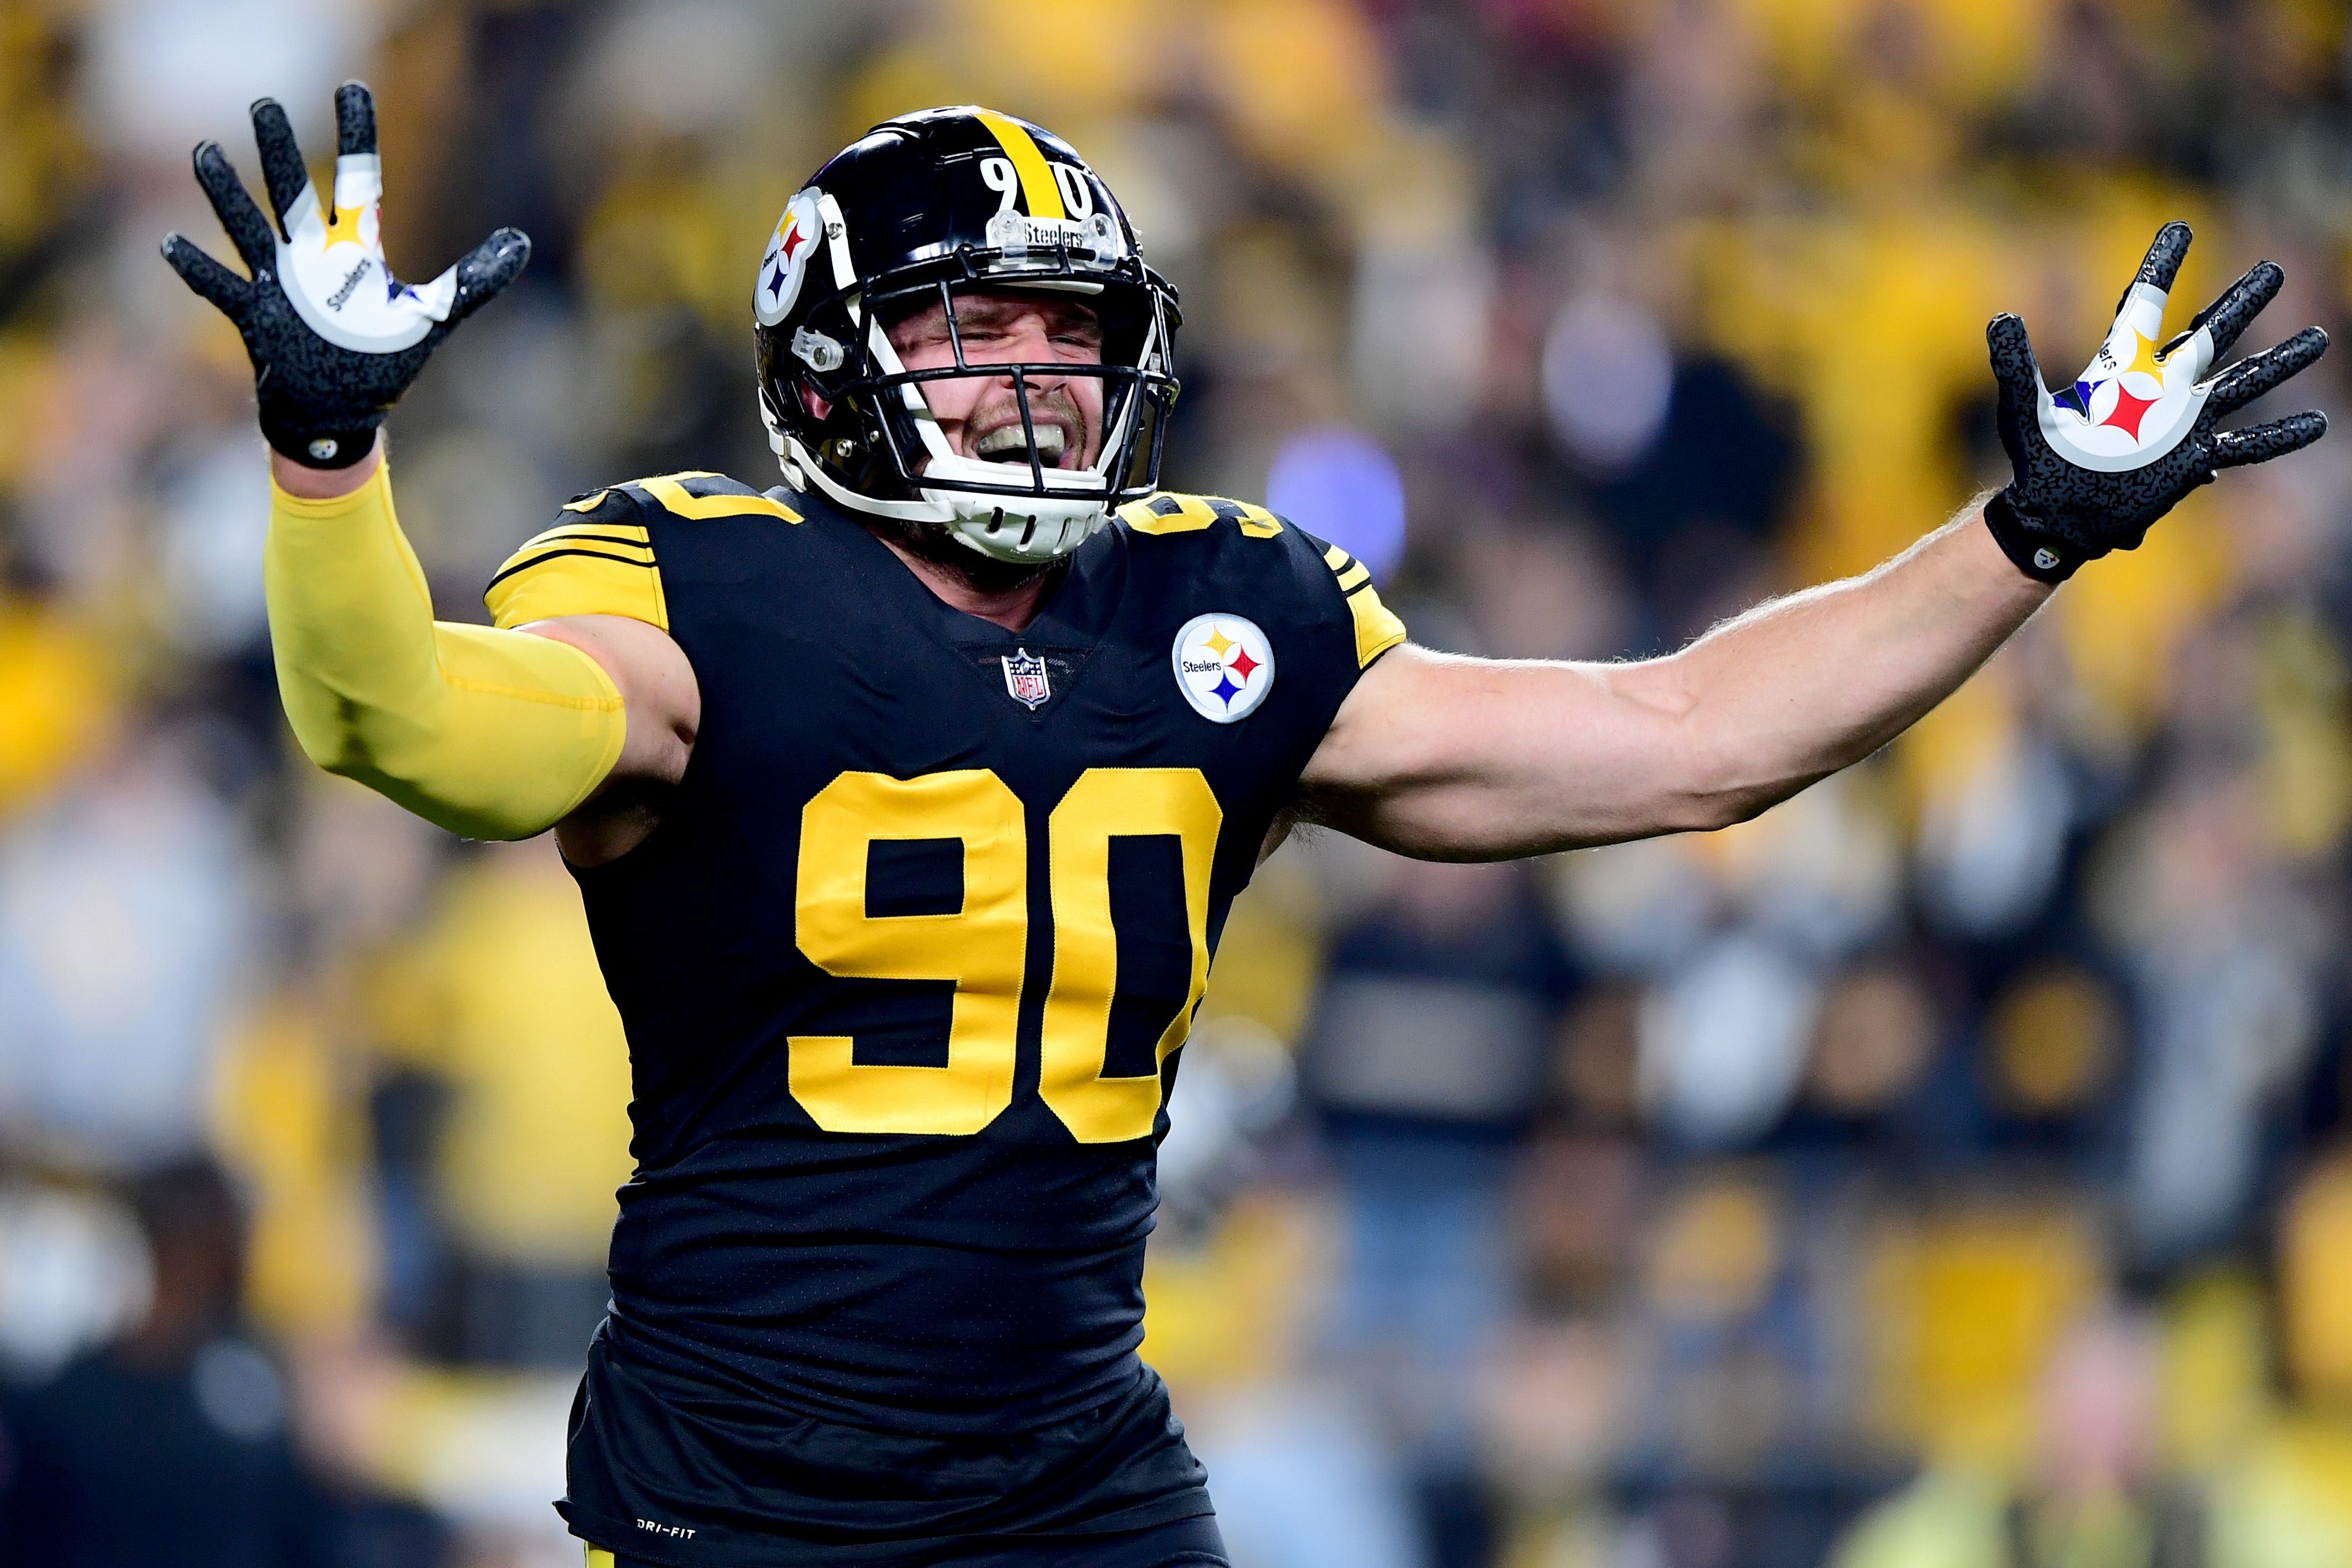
[1172,613,1275,723]
[755,188,825,328]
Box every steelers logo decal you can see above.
[2039,280,2202,471]
[1172,614,1275,724]
[754,188,825,328]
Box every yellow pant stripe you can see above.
[973,108,1065,220]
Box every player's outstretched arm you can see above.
[168,84,696,840]
[1301,223,2327,860]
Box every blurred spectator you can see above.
[1301,854,1580,1567]
[361,841,635,1367]
[0,723,256,1168]
[2091,759,2327,1268]
[0,1157,448,1568]
[1833,1304,2347,1568]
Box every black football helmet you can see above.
[753,107,1181,562]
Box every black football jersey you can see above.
[483,473,1404,1562]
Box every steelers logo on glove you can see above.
[1983,221,2328,583]
[270,113,455,355]
[163,82,529,468]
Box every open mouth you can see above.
[973,421,1069,467]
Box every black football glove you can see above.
[162,81,529,468]
[1983,221,2328,583]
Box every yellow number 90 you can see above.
[791,768,1222,1142]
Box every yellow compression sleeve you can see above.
[265,459,628,840]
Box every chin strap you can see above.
[770,414,1113,564]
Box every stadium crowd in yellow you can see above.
[4,1,2352,1565]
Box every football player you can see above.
[165,86,2326,1568]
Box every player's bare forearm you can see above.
[1304,223,2333,862]
[1619,500,2047,823]
[1300,500,2046,859]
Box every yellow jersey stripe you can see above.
[1334,562,1371,592]
[1116,493,1288,537]
[562,491,609,513]
[516,521,655,555]
[484,546,651,592]
[1346,585,1408,668]
[509,536,656,566]
[638,475,803,522]
[486,548,668,633]
[1117,493,1216,535]
[587,1549,615,1568]
[973,109,1065,220]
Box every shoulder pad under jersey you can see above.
[482,472,801,630]
[1115,491,1407,669]
[613,470,805,523]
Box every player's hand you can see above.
[161,81,529,469]
[1983,221,2328,582]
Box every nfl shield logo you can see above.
[1001,647,1051,710]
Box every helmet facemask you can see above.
[772,269,1177,564]
[870,277,1175,561]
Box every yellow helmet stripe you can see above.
[972,108,1066,221]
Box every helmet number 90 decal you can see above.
[978,156,1096,221]
[980,156,1020,213]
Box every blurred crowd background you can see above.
[5,1,2352,1565]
